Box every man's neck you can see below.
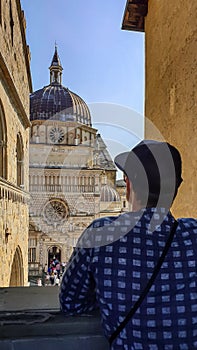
[129,195,143,212]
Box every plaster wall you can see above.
[145,0,197,217]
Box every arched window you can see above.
[16,133,24,188]
[0,101,7,179]
[9,0,14,46]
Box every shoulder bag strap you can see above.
[109,220,178,347]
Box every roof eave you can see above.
[122,0,148,32]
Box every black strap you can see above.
[109,220,178,346]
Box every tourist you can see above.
[50,272,55,286]
[55,261,61,278]
[59,140,197,349]
[37,278,42,287]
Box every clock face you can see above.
[49,127,64,143]
[43,199,68,224]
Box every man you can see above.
[60,140,197,349]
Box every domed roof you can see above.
[100,185,120,202]
[30,85,92,126]
[30,46,92,126]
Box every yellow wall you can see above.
[145,0,197,217]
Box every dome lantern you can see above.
[49,45,63,85]
[30,47,92,126]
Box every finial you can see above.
[55,40,57,50]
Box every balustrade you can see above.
[29,184,95,193]
[0,177,29,203]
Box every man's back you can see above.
[60,208,197,349]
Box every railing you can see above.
[0,177,29,203]
[0,287,109,350]
[29,184,96,193]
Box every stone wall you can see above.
[0,0,32,287]
[145,0,197,217]
[0,0,31,113]
[0,287,109,350]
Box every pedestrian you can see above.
[59,140,197,349]
[37,278,42,287]
[54,273,60,286]
[45,272,50,286]
[42,264,48,286]
[44,263,48,273]
[61,262,66,273]
[55,261,61,278]
[50,272,55,286]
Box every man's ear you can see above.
[126,177,132,202]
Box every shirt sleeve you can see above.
[59,246,97,315]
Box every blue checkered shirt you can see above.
[59,208,197,349]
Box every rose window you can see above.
[43,199,68,224]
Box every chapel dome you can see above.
[100,185,120,202]
[30,46,92,127]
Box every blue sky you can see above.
[21,0,145,175]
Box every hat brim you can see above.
[114,151,130,173]
[114,140,166,174]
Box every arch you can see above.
[48,245,61,266]
[16,132,24,187]
[9,246,24,286]
[0,100,7,179]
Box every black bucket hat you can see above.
[114,140,183,199]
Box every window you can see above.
[10,0,14,46]
[0,101,7,179]
[43,199,69,224]
[16,133,24,187]
[29,238,37,247]
[28,238,37,263]
[28,248,36,263]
